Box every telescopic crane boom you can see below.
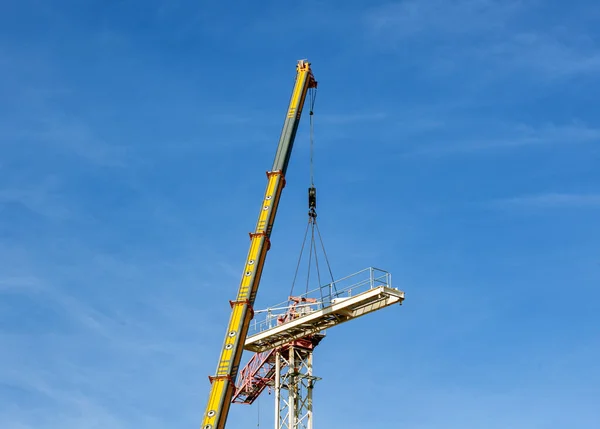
[201,60,317,429]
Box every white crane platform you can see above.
[244,267,405,353]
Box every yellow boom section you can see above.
[201,60,317,429]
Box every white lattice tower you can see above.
[274,339,322,429]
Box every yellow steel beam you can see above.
[200,60,317,429]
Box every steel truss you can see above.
[274,337,323,429]
[232,267,404,429]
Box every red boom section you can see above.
[232,349,277,404]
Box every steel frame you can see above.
[274,338,322,429]
[232,267,404,429]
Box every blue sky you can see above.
[1,0,599,428]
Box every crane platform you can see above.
[244,267,405,353]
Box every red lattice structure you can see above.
[232,296,322,405]
[232,349,277,404]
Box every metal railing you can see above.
[248,267,392,336]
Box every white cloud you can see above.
[367,0,523,38]
[405,121,600,156]
[0,46,127,168]
[479,31,600,78]
[16,114,128,167]
[0,276,42,292]
[366,0,600,79]
[0,177,73,220]
[317,112,388,125]
[0,241,222,429]
[492,193,600,209]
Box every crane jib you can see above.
[200,60,317,429]
[272,61,317,175]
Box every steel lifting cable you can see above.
[305,229,315,297]
[289,221,311,299]
[288,87,337,301]
[312,226,323,295]
[308,86,336,294]
[315,221,337,294]
[309,87,317,187]
[289,87,318,299]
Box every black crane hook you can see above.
[308,186,317,219]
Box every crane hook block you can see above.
[308,187,317,209]
[308,186,317,218]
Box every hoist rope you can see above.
[288,87,336,303]
[305,228,314,295]
[309,88,317,187]
[312,226,324,297]
[315,221,336,292]
[289,220,311,299]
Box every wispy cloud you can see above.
[0,276,42,293]
[365,0,600,79]
[478,32,600,78]
[0,257,214,428]
[318,111,388,124]
[404,121,600,156]
[490,193,600,209]
[367,0,523,39]
[0,176,73,220]
[2,113,128,168]
[1,45,127,168]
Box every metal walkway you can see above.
[243,267,405,353]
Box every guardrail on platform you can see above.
[248,267,392,336]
